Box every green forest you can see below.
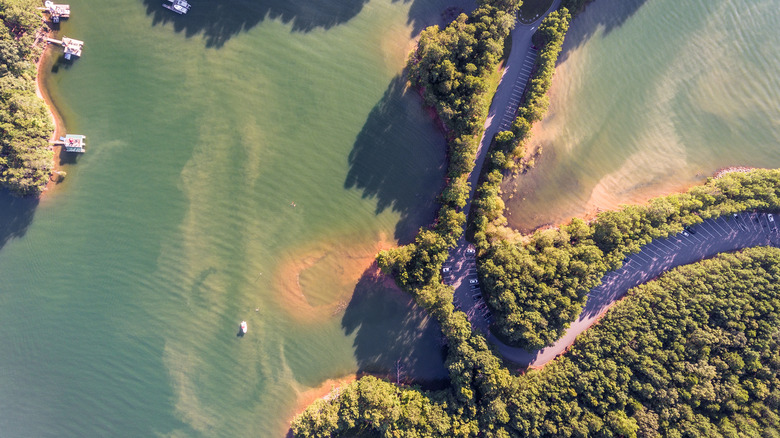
[0,0,54,196]
[477,169,780,350]
[293,246,780,437]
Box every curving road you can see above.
[485,212,780,368]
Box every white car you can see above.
[442,267,451,273]
[770,215,775,223]
[469,278,478,285]
[466,248,475,255]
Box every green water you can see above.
[0,0,472,435]
[505,0,780,231]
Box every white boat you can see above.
[162,0,190,15]
[240,321,247,334]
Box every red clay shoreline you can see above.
[34,27,66,195]
[517,166,760,235]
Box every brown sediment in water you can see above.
[272,234,398,323]
[35,31,67,194]
[503,51,726,233]
[287,374,358,425]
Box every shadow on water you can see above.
[558,0,649,63]
[341,268,448,386]
[344,75,446,243]
[141,0,459,48]
[0,191,39,252]
[49,54,75,74]
[141,0,372,47]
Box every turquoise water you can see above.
[505,0,780,231]
[0,0,472,435]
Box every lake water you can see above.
[504,0,780,231]
[3,0,778,436]
[0,0,471,435]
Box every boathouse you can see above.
[46,37,83,60]
[61,135,86,153]
[39,1,70,23]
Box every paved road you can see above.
[444,1,564,334]
[492,212,780,367]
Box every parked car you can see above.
[469,278,478,285]
[466,248,475,255]
[442,267,450,273]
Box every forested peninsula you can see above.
[0,0,54,196]
[293,246,780,437]
[291,0,780,436]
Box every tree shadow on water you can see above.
[0,191,39,253]
[344,75,446,244]
[341,268,449,386]
[558,0,649,63]
[142,0,463,48]
[141,0,372,47]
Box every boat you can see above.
[162,0,190,15]
[240,321,247,334]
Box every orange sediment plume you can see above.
[271,234,398,323]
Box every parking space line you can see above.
[635,253,653,263]
[726,217,739,232]
[712,220,728,237]
[697,226,715,239]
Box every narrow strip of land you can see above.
[493,211,780,367]
[444,0,563,329]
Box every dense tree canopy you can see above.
[510,247,780,437]
[478,169,780,349]
[409,2,516,140]
[0,0,54,196]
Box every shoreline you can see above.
[517,166,763,235]
[285,374,358,437]
[34,31,66,194]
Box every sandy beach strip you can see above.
[34,32,67,192]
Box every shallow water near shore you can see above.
[0,0,471,435]
[505,0,780,231]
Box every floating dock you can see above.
[53,134,86,153]
[38,1,70,23]
[162,0,191,14]
[46,36,83,60]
